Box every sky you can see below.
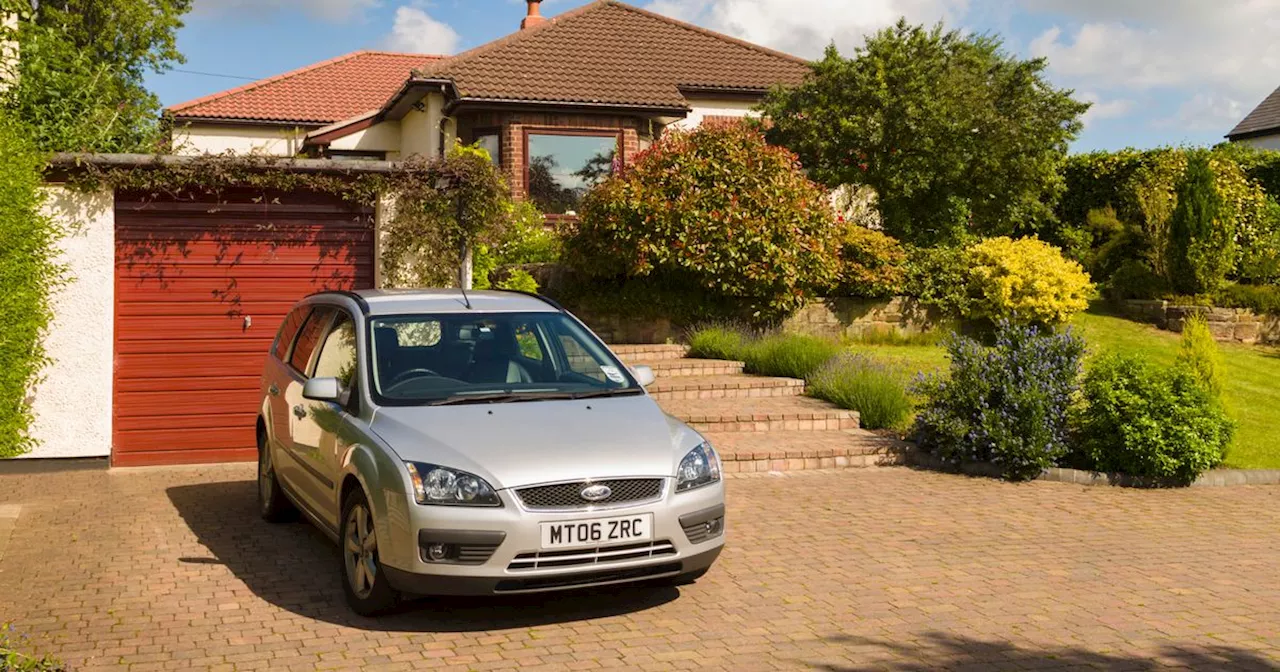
[148,0,1280,153]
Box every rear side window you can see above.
[289,307,335,375]
[273,307,310,361]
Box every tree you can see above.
[1167,151,1233,295]
[760,20,1089,247]
[1,0,191,152]
[568,122,840,320]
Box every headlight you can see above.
[405,463,501,507]
[676,441,721,492]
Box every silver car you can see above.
[256,289,725,615]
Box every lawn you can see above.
[852,308,1280,470]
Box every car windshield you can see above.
[368,312,641,405]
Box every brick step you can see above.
[658,396,859,433]
[638,358,745,377]
[648,374,805,400]
[703,431,909,473]
[611,344,689,362]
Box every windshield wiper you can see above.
[426,390,577,406]
[570,388,646,400]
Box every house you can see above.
[169,0,809,216]
[1227,86,1280,149]
[24,0,811,467]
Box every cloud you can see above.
[1077,91,1135,126]
[1166,93,1249,131]
[1027,1,1280,135]
[645,0,970,59]
[382,5,461,55]
[194,0,379,22]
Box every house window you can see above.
[474,131,500,166]
[327,150,386,161]
[524,130,621,216]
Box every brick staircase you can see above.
[612,344,906,473]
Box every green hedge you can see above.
[0,113,60,457]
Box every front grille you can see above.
[495,562,683,593]
[508,540,677,571]
[516,478,664,510]
[455,543,501,565]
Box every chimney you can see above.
[521,1,546,30]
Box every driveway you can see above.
[1,465,1278,671]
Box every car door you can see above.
[266,306,311,489]
[294,309,358,525]
[279,305,336,516]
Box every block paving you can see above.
[2,465,1279,670]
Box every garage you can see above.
[113,190,374,467]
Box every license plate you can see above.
[540,514,654,550]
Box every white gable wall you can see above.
[1237,134,1280,151]
[670,98,759,131]
[172,123,310,156]
[329,120,403,158]
[400,92,453,159]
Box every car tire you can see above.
[258,428,297,523]
[339,488,400,617]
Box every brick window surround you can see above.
[458,111,646,202]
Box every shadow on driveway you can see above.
[816,633,1279,671]
[166,479,679,632]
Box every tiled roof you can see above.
[1229,86,1280,139]
[169,51,445,124]
[416,0,810,109]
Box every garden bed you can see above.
[906,451,1280,488]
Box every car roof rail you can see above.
[306,290,370,314]
[499,289,565,312]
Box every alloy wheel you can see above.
[344,504,378,599]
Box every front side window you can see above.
[525,131,619,216]
[312,313,357,387]
[369,312,638,405]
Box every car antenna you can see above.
[459,284,473,309]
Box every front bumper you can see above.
[384,545,721,595]
[379,478,726,596]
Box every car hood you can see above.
[369,395,700,489]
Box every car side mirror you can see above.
[631,365,656,388]
[303,377,342,402]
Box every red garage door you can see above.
[113,190,374,467]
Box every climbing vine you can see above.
[0,113,62,458]
[66,144,514,287]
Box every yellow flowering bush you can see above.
[965,237,1094,325]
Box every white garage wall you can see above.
[23,187,115,459]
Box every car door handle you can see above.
[292,405,307,419]
[268,383,280,397]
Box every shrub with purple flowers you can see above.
[912,320,1086,480]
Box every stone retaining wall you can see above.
[781,297,945,340]
[1119,300,1280,345]
[574,297,945,344]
